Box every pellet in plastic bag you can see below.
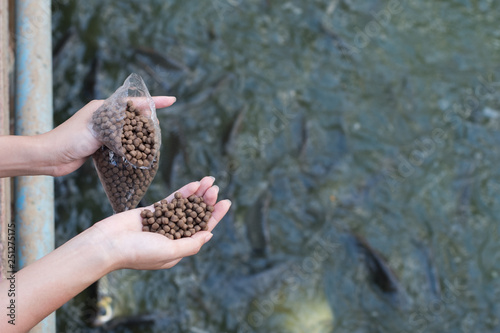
[89,73,161,213]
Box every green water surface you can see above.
[52,0,500,332]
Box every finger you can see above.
[142,181,201,210]
[152,96,177,109]
[164,180,201,203]
[159,258,182,269]
[207,199,231,232]
[203,185,219,206]
[163,232,213,259]
[118,96,177,116]
[195,176,215,197]
[84,96,175,115]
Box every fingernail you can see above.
[204,233,214,243]
[226,199,232,206]
[209,176,216,181]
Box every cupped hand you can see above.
[92,176,231,271]
[45,96,176,177]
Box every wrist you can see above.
[32,133,60,176]
[86,219,125,273]
[0,134,58,177]
[37,129,77,177]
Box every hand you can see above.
[44,96,176,177]
[0,176,230,332]
[91,176,231,271]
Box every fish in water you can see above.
[323,232,410,332]
[411,240,441,301]
[133,46,190,73]
[92,270,188,330]
[221,105,247,156]
[352,234,406,300]
[93,270,147,327]
[244,183,272,258]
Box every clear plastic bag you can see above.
[89,73,161,213]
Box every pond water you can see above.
[52,0,500,332]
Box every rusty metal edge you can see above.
[0,0,13,282]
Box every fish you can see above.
[411,240,441,300]
[93,269,188,330]
[93,270,143,327]
[352,234,407,301]
[131,46,193,94]
[80,52,102,102]
[221,105,247,156]
[133,46,190,73]
[204,260,292,331]
[297,115,308,160]
[160,131,182,189]
[319,0,356,59]
[323,232,410,331]
[156,74,234,117]
[52,28,77,66]
[132,56,177,93]
[454,160,476,223]
[243,183,272,258]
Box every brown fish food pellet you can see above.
[92,100,160,213]
[141,192,212,239]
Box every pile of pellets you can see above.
[92,100,160,213]
[141,192,213,239]
[120,100,158,168]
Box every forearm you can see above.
[0,134,56,177]
[0,226,115,332]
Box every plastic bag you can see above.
[90,73,161,213]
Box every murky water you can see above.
[52,0,500,332]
